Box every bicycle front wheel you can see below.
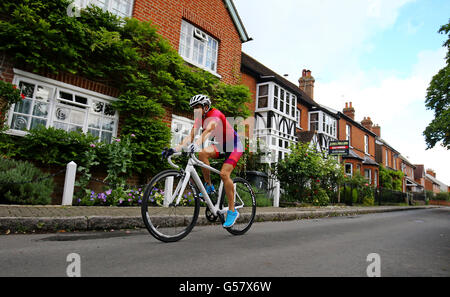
[141,170,200,242]
[219,177,256,236]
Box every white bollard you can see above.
[273,181,280,208]
[164,177,174,207]
[62,161,77,206]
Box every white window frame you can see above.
[6,69,119,143]
[179,20,220,77]
[171,115,194,148]
[364,169,372,185]
[345,163,353,177]
[75,0,135,18]
[364,135,369,154]
[346,124,351,146]
[385,148,388,167]
[296,108,301,129]
[308,111,337,138]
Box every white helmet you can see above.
[189,94,211,111]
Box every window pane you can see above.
[19,82,35,98]
[88,115,101,129]
[88,128,100,138]
[70,110,85,126]
[35,86,51,101]
[30,118,46,130]
[104,103,115,116]
[75,95,88,105]
[258,85,268,97]
[55,107,70,122]
[54,122,68,131]
[60,91,73,101]
[11,114,29,131]
[14,99,32,114]
[32,102,49,117]
[101,132,113,143]
[274,86,279,97]
[258,96,268,108]
[310,113,318,122]
[92,101,104,114]
[102,119,115,131]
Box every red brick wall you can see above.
[297,102,309,131]
[338,118,376,160]
[132,0,243,86]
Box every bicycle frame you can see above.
[165,152,243,217]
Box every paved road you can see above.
[0,208,448,277]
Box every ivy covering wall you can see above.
[0,0,252,178]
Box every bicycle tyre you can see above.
[141,169,200,242]
[219,177,256,236]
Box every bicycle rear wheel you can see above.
[219,177,256,236]
[141,170,200,242]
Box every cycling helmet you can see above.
[189,94,211,111]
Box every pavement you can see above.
[0,204,442,234]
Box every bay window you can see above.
[8,70,118,143]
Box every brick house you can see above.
[1,0,251,146]
[0,0,250,203]
[336,103,379,187]
[131,0,252,146]
[399,155,418,193]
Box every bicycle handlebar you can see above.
[167,152,182,169]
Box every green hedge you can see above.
[0,158,54,205]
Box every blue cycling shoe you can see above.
[199,183,215,198]
[223,210,239,228]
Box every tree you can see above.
[423,20,450,150]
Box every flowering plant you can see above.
[0,80,22,125]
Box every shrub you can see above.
[352,188,358,204]
[312,188,330,206]
[0,158,54,205]
[435,192,449,201]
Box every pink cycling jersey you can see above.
[194,108,243,168]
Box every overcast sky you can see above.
[234,0,450,185]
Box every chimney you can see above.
[361,116,373,131]
[343,102,355,120]
[299,69,315,100]
[426,169,436,178]
[372,124,381,137]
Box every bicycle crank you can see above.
[205,208,218,222]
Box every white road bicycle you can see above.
[141,150,257,242]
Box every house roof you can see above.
[342,149,364,161]
[241,52,318,108]
[223,0,252,43]
[425,174,448,190]
[338,112,378,137]
[362,155,379,166]
[375,137,400,154]
[297,130,316,143]
[399,154,415,168]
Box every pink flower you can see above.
[365,183,369,186]
[115,139,121,142]
[90,144,96,148]
[131,134,136,137]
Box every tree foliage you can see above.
[424,20,450,150]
